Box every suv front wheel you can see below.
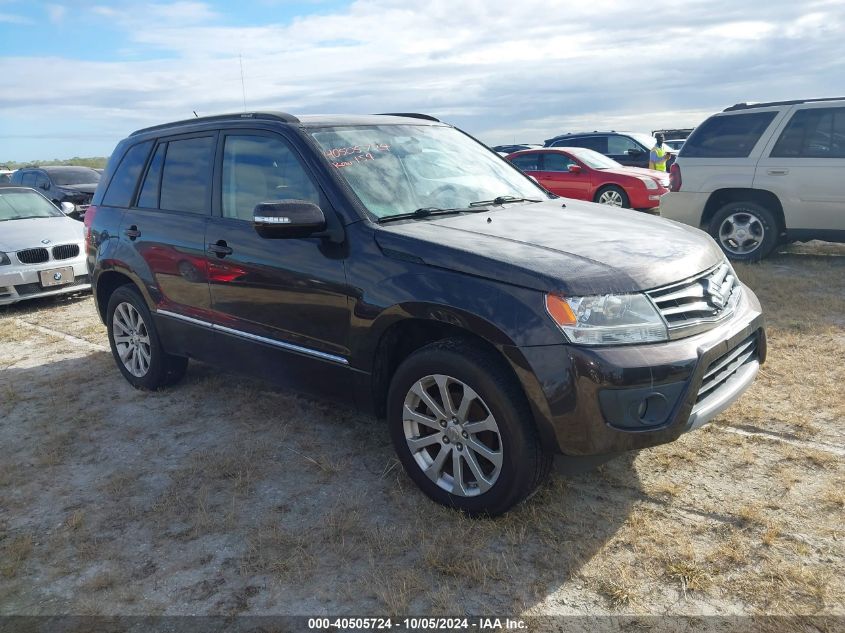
[709,201,778,262]
[106,285,188,390]
[387,339,551,516]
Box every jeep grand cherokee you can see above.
[87,112,766,515]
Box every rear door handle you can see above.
[124,225,141,240]
[208,240,233,258]
[767,168,789,175]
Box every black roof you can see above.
[724,97,845,112]
[544,130,633,145]
[131,111,443,137]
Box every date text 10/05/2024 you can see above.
[307,618,527,630]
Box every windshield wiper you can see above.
[377,207,484,224]
[468,195,543,207]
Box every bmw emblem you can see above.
[53,272,63,281]
[41,239,51,245]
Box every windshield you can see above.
[51,168,100,186]
[308,125,548,219]
[566,147,622,170]
[0,190,64,221]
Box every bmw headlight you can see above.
[545,293,668,345]
[0,252,10,266]
[637,176,658,190]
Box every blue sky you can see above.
[1,0,843,161]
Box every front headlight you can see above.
[545,293,668,345]
[637,176,658,190]
[0,252,10,266]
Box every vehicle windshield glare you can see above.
[309,124,548,219]
[52,169,100,185]
[566,148,622,170]
[0,190,64,221]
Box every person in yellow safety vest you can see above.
[649,133,669,172]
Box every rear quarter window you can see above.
[681,112,777,158]
[102,141,153,207]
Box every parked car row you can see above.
[8,165,100,220]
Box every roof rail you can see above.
[376,112,441,122]
[130,111,300,136]
[723,97,845,112]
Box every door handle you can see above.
[208,240,233,258]
[124,225,141,240]
[767,168,789,175]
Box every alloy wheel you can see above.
[718,211,764,256]
[112,302,152,377]
[402,374,503,497]
[598,189,624,206]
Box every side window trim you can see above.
[136,141,168,209]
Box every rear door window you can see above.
[102,141,153,207]
[681,112,776,158]
[570,136,608,154]
[159,136,215,214]
[509,154,541,171]
[770,107,845,158]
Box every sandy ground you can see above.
[0,242,843,618]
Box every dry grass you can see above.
[0,244,843,616]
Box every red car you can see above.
[506,147,670,211]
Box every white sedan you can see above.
[0,186,90,305]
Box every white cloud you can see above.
[1,0,844,158]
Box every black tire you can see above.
[387,338,552,517]
[594,185,630,209]
[708,201,779,262]
[106,285,188,390]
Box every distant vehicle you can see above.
[661,97,845,261]
[0,186,90,305]
[543,131,676,170]
[491,144,541,155]
[0,168,14,184]
[507,147,669,211]
[9,166,100,220]
[664,139,686,151]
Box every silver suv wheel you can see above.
[402,374,503,497]
[112,301,151,377]
[718,210,764,256]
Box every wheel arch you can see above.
[365,308,560,453]
[94,269,144,323]
[701,188,786,237]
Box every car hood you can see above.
[374,200,723,295]
[614,166,670,184]
[0,216,84,252]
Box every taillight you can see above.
[669,163,682,192]
[83,204,98,246]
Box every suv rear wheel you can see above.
[709,201,778,261]
[106,285,188,390]
[387,339,551,516]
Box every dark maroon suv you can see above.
[86,111,765,515]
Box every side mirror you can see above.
[568,164,582,174]
[60,201,75,214]
[40,182,50,190]
[253,200,326,239]
[626,148,644,156]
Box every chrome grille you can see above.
[52,244,80,260]
[647,262,740,335]
[16,248,49,264]
[696,334,758,404]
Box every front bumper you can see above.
[508,283,765,456]
[0,256,90,305]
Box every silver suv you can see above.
[660,97,845,261]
